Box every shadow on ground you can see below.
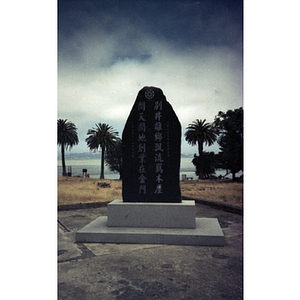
[58,203,243,300]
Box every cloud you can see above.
[58,0,243,153]
[59,43,242,119]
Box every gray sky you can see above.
[3,3,299,294]
[58,0,243,154]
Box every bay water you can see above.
[57,157,233,179]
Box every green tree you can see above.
[57,119,79,176]
[185,119,217,179]
[213,107,243,181]
[192,151,218,179]
[105,140,123,180]
[86,123,121,179]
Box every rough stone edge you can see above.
[182,196,243,216]
[58,197,242,215]
[58,201,109,211]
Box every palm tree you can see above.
[86,123,121,179]
[57,119,79,176]
[184,119,217,179]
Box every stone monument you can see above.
[76,87,225,246]
[122,86,181,203]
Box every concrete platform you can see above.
[107,200,196,228]
[75,216,225,246]
[59,203,243,299]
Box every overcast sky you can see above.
[58,0,243,154]
[3,2,300,292]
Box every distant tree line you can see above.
[185,107,243,181]
[57,107,243,181]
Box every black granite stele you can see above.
[122,86,182,203]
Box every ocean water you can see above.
[57,157,236,179]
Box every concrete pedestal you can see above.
[107,200,196,228]
[76,200,225,246]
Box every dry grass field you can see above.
[57,177,122,205]
[180,180,243,207]
[58,176,243,207]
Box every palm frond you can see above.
[184,119,217,147]
[85,123,120,152]
[57,119,79,150]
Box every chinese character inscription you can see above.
[122,86,181,203]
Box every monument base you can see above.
[76,200,225,246]
[107,200,196,228]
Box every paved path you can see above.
[58,203,243,299]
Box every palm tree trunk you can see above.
[232,171,236,182]
[100,147,105,179]
[61,145,67,176]
[198,141,204,180]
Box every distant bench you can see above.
[181,174,193,181]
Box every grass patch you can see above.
[180,180,243,207]
[57,177,122,205]
[58,177,243,208]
